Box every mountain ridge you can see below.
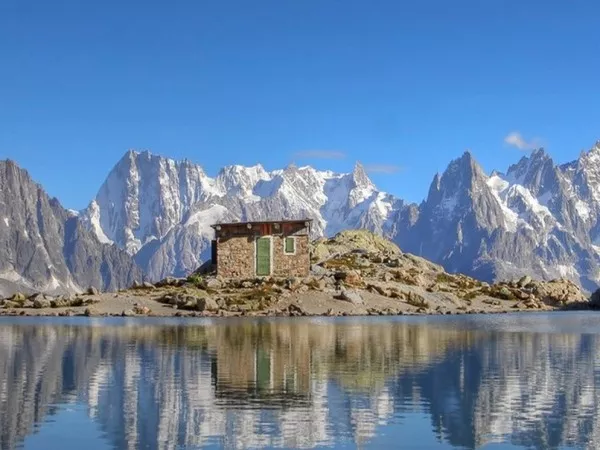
[0,159,144,296]
[4,142,600,294]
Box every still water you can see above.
[1,313,599,450]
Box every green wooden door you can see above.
[256,237,271,276]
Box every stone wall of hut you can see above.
[215,223,310,278]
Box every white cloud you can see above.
[504,131,541,151]
[293,150,346,160]
[364,164,403,174]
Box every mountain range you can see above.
[3,142,600,295]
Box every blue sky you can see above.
[2,0,600,210]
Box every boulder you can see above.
[84,307,98,317]
[33,297,51,309]
[157,276,177,287]
[142,281,156,289]
[518,275,532,288]
[382,272,394,283]
[311,265,330,276]
[2,300,19,309]
[343,270,362,286]
[205,278,222,290]
[50,299,69,308]
[133,304,151,315]
[86,286,99,295]
[11,292,26,302]
[337,289,364,305]
[287,303,306,316]
[285,277,301,291]
[121,309,135,317]
[196,297,219,312]
[535,279,586,306]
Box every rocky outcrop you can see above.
[2,231,591,317]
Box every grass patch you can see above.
[436,273,455,283]
[187,273,204,288]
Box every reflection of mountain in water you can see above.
[1,317,600,449]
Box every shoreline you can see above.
[0,288,591,319]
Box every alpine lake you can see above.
[1,312,599,450]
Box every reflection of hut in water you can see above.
[211,342,312,408]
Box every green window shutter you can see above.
[285,237,295,253]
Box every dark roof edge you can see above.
[211,219,313,229]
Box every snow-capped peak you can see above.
[82,150,402,279]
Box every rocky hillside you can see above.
[0,160,143,296]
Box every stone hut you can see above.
[210,219,312,278]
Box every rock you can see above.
[196,297,219,312]
[287,303,306,316]
[518,275,532,288]
[142,281,156,289]
[343,270,362,286]
[382,272,394,282]
[86,286,99,295]
[311,265,330,276]
[426,284,440,293]
[337,289,364,305]
[498,286,513,300]
[50,299,68,308]
[272,285,285,294]
[132,280,141,289]
[514,290,530,300]
[33,297,51,309]
[133,304,151,315]
[122,309,135,317]
[2,300,19,309]
[370,255,384,264]
[157,276,177,287]
[205,278,222,290]
[84,307,98,317]
[482,298,501,306]
[241,281,253,289]
[22,300,34,308]
[368,284,389,296]
[11,292,26,302]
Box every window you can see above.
[284,236,296,254]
